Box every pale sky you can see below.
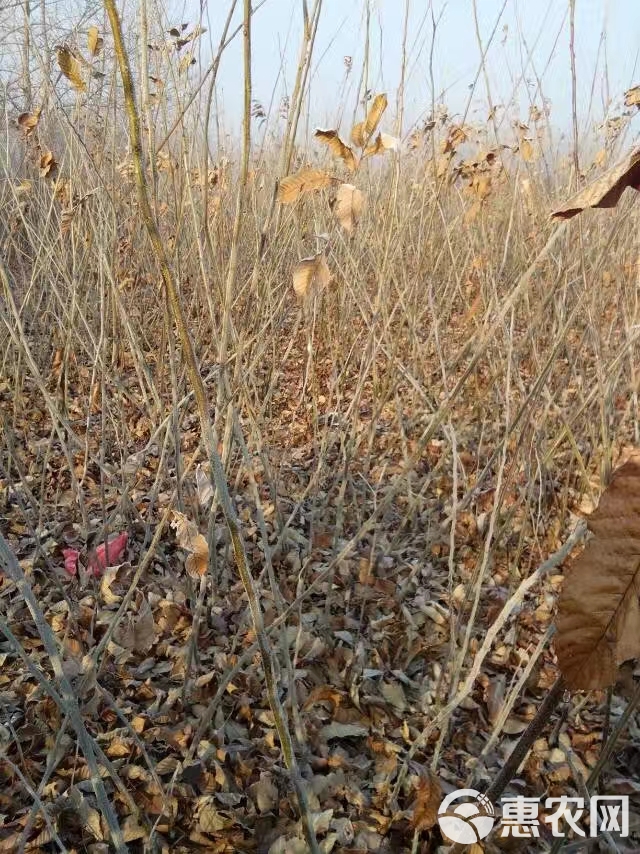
[169,0,640,145]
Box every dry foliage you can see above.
[87,25,103,57]
[314,129,358,172]
[56,45,86,92]
[351,92,388,148]
[4,8,640,852]
[332,183,365,232]
[555,453,640,690]
[552,146,640,219]
[276,167,335,204]
[292,252,331,299]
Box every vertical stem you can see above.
[396,0,410,137]
[21,0,31,106]
[569,0,580,187]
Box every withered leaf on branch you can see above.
[363,132,399,158]
[551,147,640,219]
[277,168,335,204]
[314,129,357,172]
[332,183,365,233]
[17,110,40,136]
[292,252,331,300]
[87,26,103,57]
[555,453,640,690]
[624,85,640,108]
[39,151,57,178]
[56,46,86,92]
[351,93,388,148]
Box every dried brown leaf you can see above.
[121,597,155,653]
[624,85,640,108]
[441,124,467,154]
[56,46,86,92]
[292,252,331,299]
[178,52,196,74]
[363,132,398,158]
[121,814,146,843]
[412,771,442,832]
[17,110,40,136]
[249,772,278,813]
[87,26,103,57]
[552,147,640,219]
[175,25,207,50]
[277,168,334,204]
[171,511,209,578]
[351,92,388,147]
[39,150,57,178]
[519,138,534,162]
[333,183,364,233]
[555,453,640,690]
[314,128,357,172]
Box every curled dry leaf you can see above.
[441,124,467,154]
[87,26,103,57]
[363,132,399,158]
[277,167,335,204]
[333,183,364,233]
[171,511,209,578]
[519,138,534,162]
[178,53,196,74]
[175,25,207,51]
[195,463,214,508]
[351,92,388,148]
[292,252,331,300]
[56,46,86,92]
[314,129,357,172]
[624,85,640,108]
[555,453,640,690]
[17,110,40,136]
[552,147,640,219]
[39,151,57,178]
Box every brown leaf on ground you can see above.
[171,511,209,577]
[551,147,640,219]
[412,771,442,832]
[555,452,640,690]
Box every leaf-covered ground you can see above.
[2,295,640,854]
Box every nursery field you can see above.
[2,1,640,851]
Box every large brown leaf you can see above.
[351,93,387,148]
[314,129,357,172]
[555,453,640,690]
[332,183,365,233]
[551,147,640,219]
[56,46,86,92]
[277,168,335,204]
[292,252,331,300]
